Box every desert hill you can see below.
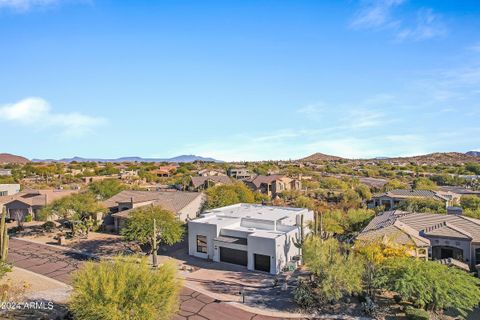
[0,153,29,164]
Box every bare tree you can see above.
[11,209,26,229]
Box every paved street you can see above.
[8,238,306,320]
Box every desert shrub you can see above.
[302,237,363,303]
[412,178,438,190]
[88,178,126,200]
[42,221,56,232]
[377,257,480,317]
[293,279,317,309]
[205,182,255,209]
[24,215,32,222]
[70,256,181,320]
[405,307,430,320]
[398,198,446,214]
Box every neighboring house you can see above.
[227,168,253,180]
[188,176,233,191]
[188,203,313,274]
[439,186,480,198]
[106,190,205,231]
[369,189,458,210]
[151,165,178,177]
[119,169,139,180]
[0,184,20,196]
[245,175,302,198]
[1,189,77,221]
[0,169,12,176]
[357,210,480,271]
[197,169,226,177]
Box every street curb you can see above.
[11,266,73,290]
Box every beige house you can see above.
[188,175,233,191]
[245,175,301,198]
[369,189,458,210]
[1,189,77,220]
[105,190,205,231]
[357,210,480,272]
[227,168,254,180]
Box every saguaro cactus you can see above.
[292,214,306,264]
[152,218,158,268]
[0,208,9,262]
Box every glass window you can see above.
[196,235,207,253]
[476,248,480,265]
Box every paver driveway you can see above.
[8,238,306,320]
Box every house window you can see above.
[196,235,207,254]
[0,191,6,196]
[476,248,480,265]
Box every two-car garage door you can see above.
[219,247,248,266]
[219,247,271,273]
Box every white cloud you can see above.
[0,0,58,11]
[297,103,325,115]
[469,42,480,53]
[0,97,106,136]
[350,1,447,41]
[396,8,447,41]
[350,0,404,29]
[0,0,89,12]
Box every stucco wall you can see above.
[0,184,20,196]
[178,194,205,222]
[188,221,218,260]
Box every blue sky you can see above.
[0,0,479,161]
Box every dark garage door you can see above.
[219,247,247,266]
[254,254,271,272]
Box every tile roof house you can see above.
[245,175,301,198]
[105,190,205,231]
[151,165,178,177]
[188,176,233,191]
[1,189,78,221]
[369,189,458,210]
[357,210,480,271]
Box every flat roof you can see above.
[190,203,306,237]
[202,203,307,221]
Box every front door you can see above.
[254,253,271,273]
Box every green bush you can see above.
[405,307,430,320]
[24,215,33,222]
[42,221,56,232]
[293,279,317,309]
[70,256,181,320]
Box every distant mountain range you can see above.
[466,151,480,157]
[30,155,223,163]
[300,151,480,164]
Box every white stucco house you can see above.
[188,203,313,274]
[0,184,20,197]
